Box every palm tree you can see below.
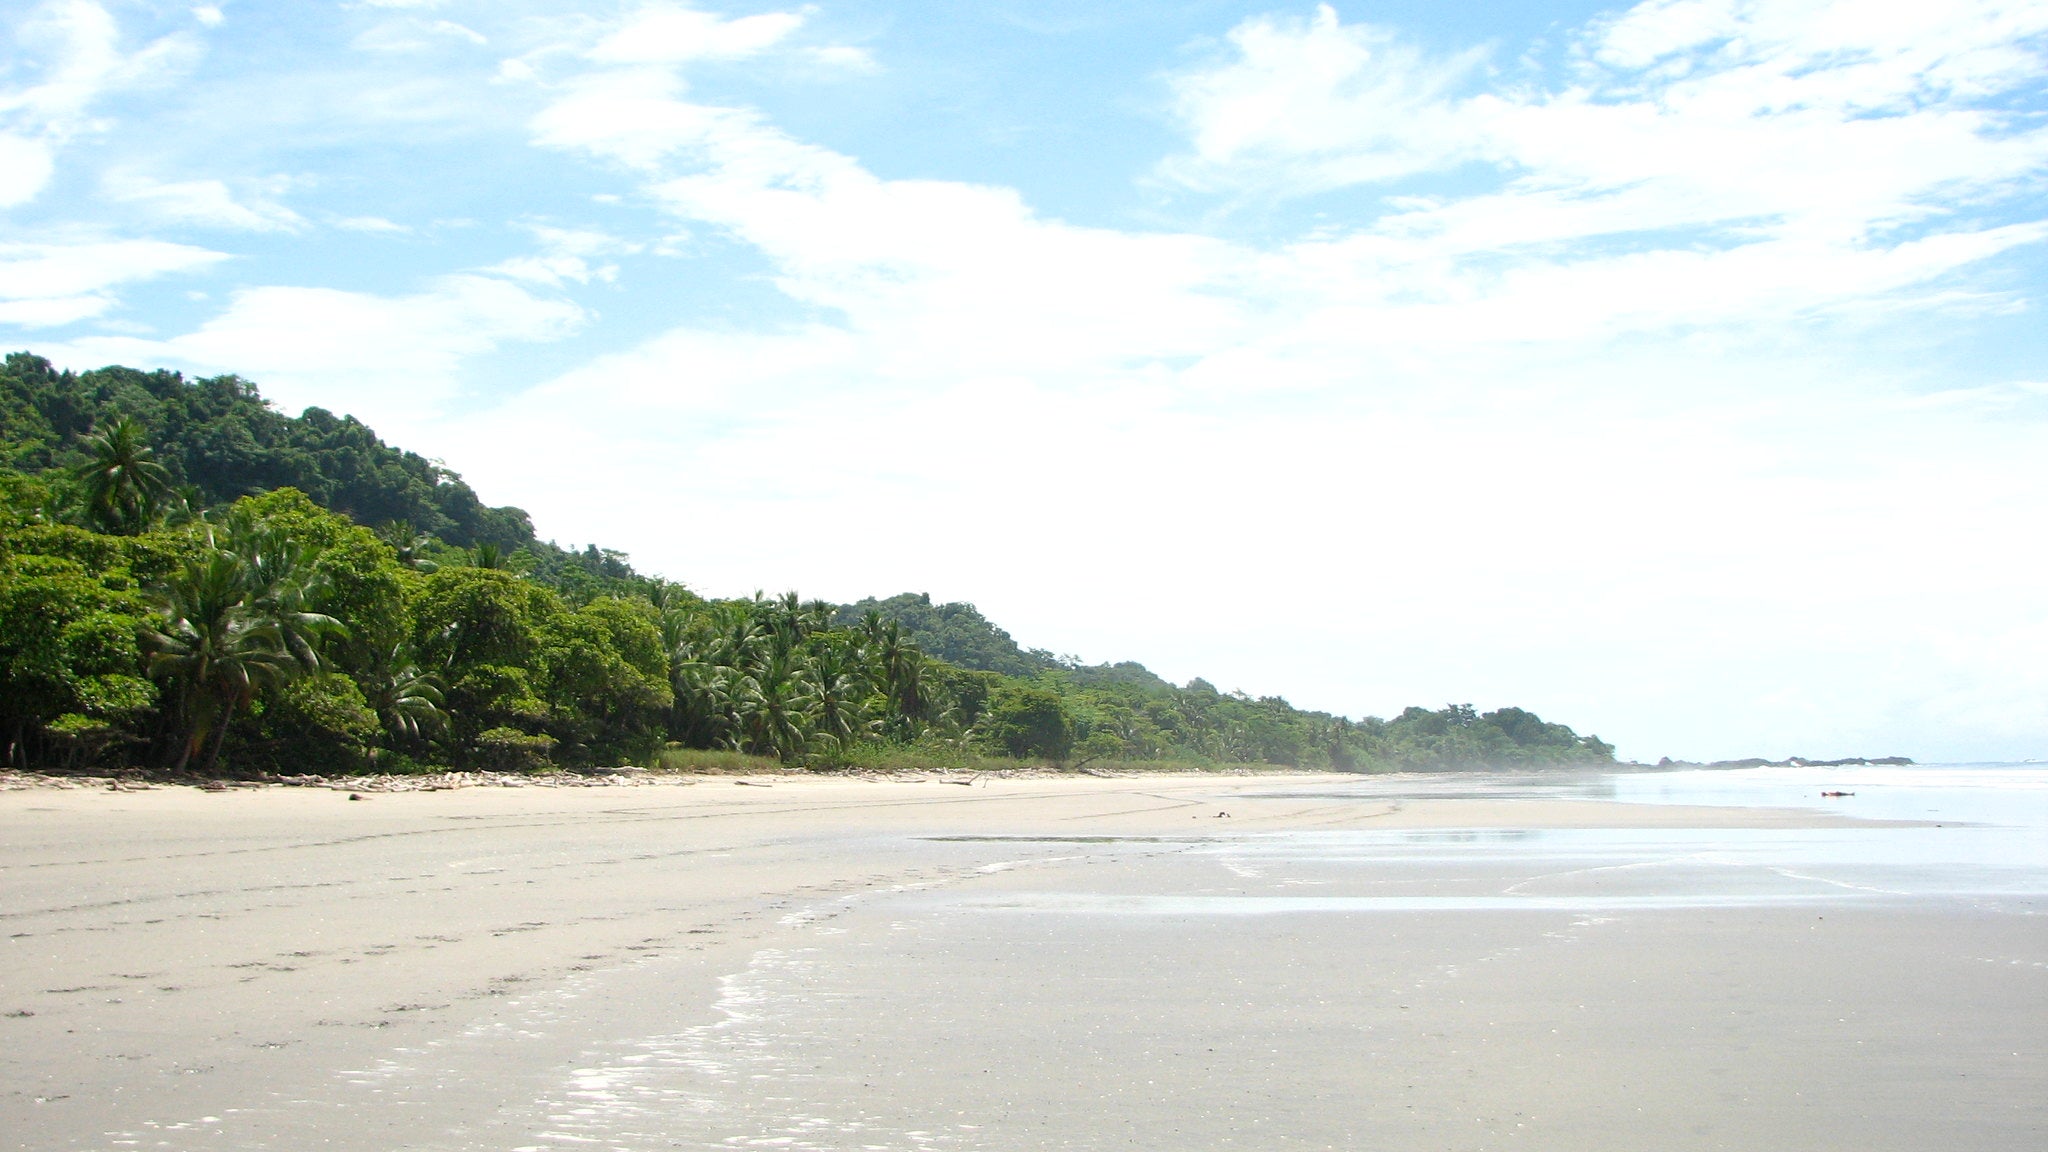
[72,417,172,535]
[229,515,336,670]
[159,484,209,528]
[862,618,928,740]
[370,643,446,745]
[797,637,870,755]
[143,529,346,773]
[734,649,816,762]
[375,521,440,573]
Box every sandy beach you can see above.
[3,771,2042,1151]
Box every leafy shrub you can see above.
[474,726,557,772]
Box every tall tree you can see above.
[142,528,345,773]
[71,417,171,535]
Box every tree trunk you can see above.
[200,697,238,775]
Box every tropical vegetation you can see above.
[0,352,1616,776]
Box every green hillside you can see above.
[0,352,1616,777]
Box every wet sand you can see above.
[2,773,2042,1150]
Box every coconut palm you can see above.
[72,417,172,535]
[143,529,346,773]
[861,618,928,739]
[733,649,816,762]
[229,515,336,670]
[796,637,870,755]
[375,520,440,573]
[160,485,210,528]
[370,643,446,744]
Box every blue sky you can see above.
[4,0,2046,761]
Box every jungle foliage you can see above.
[0,354,1616,775]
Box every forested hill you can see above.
[834,593,1060,678]
[1,353,533,549]
[0,352,1619,776]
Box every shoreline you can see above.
[0,755,1924,796]
[4,772,2031,1150]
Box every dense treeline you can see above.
[0,354,1616,776]
[1,352,531,549]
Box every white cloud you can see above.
[0,0,206,206]
[0,133,57,208]
[1159,4,1489,194]
[532,17,2039,385]
[531,68,723,168]
[1146,0,2048,351]
[533,74,1244,374]
[0,237,227,328]
[191,5,223,28]
[101,171,306,232]
[488,223,641,285]
[587,4,805,65]
[1162,0,2048,242]
[48,274,584,441]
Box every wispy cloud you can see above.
[101,171,306,232]
[1146,0,2048,350]
[1163,0,2048,223]
[0,237,227,327]
[0,0,204,207]
[1159,5,1491,195]
[588,3,806,65]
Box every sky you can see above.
[2,0,2045,762]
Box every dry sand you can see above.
[2,773,2041,1150]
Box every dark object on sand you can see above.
[1820,790,1854,797]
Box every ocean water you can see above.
[1608,761,2048,827]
